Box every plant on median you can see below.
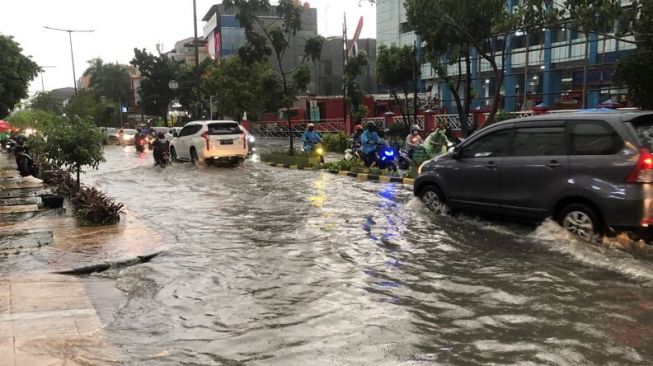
[321,132,350,154]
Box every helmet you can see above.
[157,131,165,139]
[366,122,376,130]
[354,124,363,132]
[411,124,421,132]
[307,123,315,129]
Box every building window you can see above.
[400,22,413,34]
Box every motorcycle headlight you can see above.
[316,147,324,155]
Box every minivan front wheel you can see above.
[420,185,449,216]
[558,203,603,242]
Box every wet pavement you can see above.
[45,144,653,364]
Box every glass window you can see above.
[207,123,241,135]
[179,125,202,137]
[511,127,567,156]
[462,130,512,158]
[569,121,623,155]
[630,115,653,150]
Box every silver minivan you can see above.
[414,111,653,243]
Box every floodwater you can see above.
[81,144,653,365]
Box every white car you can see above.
[165,127,182,142]
[170,120,248,165]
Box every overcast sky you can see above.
[1,0,377,95]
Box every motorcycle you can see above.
[135,137,146,153]
[375,144,398,171]
[14,144,39,177]
[398,147,415,170]
[147,134,156,150]
[303,142,325,164]
[156,151,170,168]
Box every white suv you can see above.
[170,120,248,165]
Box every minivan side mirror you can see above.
[452,146,463,159]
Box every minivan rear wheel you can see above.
[558,203,603,243]
[420,185,449,216]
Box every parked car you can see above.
[239,125,256,155]
[122,129,138,145]
[102,127,119,145]
[169,120,248,165]
[414,111,653,243]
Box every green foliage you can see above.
[7,109,60,132]
[41,116,105,189]
[377,45,416,131]
[0,35,40,119]
[73,186,124,226]
[260,151,312,167]
[344,51,369,122]
[83,58,132,107]
[224,0,324,153]
[490,111,513,124]
[131,48,181,120]
[203,57,278,121]
[613,0,653,109]
[30,91,66,116]
[321,132,350,153]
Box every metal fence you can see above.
[249,111,539,138]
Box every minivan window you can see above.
[511,127,567,156]
[629,115,653,150]
[207,123,241,135]
[569,121,622,155]
[461,130,512,158]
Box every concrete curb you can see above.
[55,251,162,275]
[265,162,414,185]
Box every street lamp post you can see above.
[43,26,94,96]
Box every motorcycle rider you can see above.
[351,124,363,150]
[152,131,170,166]
[424,121,451,158]
[405,124,423,157]
[301,123,322,154]
[360,122,381,166]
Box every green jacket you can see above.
[424,129,450,157]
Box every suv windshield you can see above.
[630,115,653,150]
[207,123,241,135]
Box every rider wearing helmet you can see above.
[301,123,322,154]
[405,124,423,154]
[360,122,381,166]
[152,131,170,165]
[351,124,363,150]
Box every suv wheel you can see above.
[558,203,603,242]
[190,148,199,165]
[420,185,449,215]
[170,146,177,162]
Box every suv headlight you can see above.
[248,135,255,143]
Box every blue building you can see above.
[376,0,637,112]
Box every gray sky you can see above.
[1,0,376,95]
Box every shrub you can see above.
[321,132,350,153]
[72,186,124,226]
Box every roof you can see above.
[493,110,653,129]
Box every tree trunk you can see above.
[582,33,590,109]
[76,165,81,192]
[462,50,472,137]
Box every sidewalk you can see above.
[0,150,164,364]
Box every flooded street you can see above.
[82,144,653,365]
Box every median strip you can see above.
[266,162,414,185]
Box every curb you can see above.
[265,162,414,185]
[55,251,162,275]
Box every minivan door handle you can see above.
[546,160,562,168]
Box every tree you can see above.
[30,91,66,115]
[343,51,369,125]
[203,57,277,121]
[0,35,40,119]
[83,58,132,108]
[130,48,181,121]
[7,109,60,132]
[562,0,624,108]
[614,0,653,109]
[176,58,217,117]
[224,0,324,154]
[377,45,418,133]
[42,116,105,191]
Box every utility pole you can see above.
[193,0,202,118]
[44,26,94,96]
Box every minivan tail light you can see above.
[626,148,653,183]
[201,131,210,151]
